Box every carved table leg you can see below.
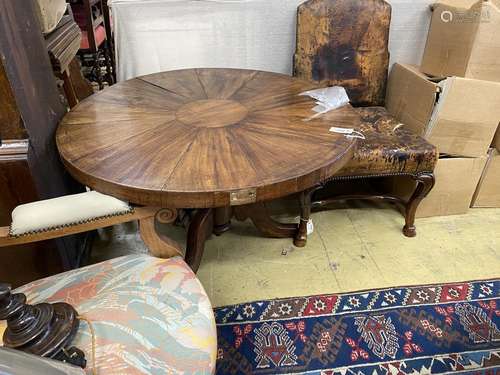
[214,206,233,236]
[403,173,435,237]
[185,209,214,273]
[294,185,323,247]
[139,208,183,258]
[233,202,297,238]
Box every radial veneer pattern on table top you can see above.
[57,69,359,207]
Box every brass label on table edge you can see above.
[230,188,257,205]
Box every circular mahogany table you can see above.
[57,69,359,271]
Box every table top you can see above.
[56,69,359,208]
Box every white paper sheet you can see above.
[300,86,350,115]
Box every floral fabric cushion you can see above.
[1,255,216,375]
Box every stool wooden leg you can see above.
[140,209,182,258]
[294,185,322,247]
[403,173,435,237]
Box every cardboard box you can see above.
[493,125,500,150]
[421,0,500,81]
[391,156,487,218]
[472,149,500,207]
[386,63,500,157]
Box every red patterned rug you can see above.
[214,279,500,374]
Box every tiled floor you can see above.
[92,202,500,308]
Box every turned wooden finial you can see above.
[0,283,86,368]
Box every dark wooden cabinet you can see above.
[0,0,85,286]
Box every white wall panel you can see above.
[110,0,434,81]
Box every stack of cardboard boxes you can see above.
[473,131,500,207]
[385,0,500,217]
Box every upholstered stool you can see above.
[309,107,437,238]
[0,255,217,374]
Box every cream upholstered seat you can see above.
[9,191,132,237]
[0,255,217,374]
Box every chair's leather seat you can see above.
[336,107,438,177]
[4,255,217,375]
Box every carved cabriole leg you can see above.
[139,208,183,258]
[185,209,214,273]
[294,185,323,247]
[233,202,297,238]
[403,173,436,237]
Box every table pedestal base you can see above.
[139,208,183,259]
[185,208,215,272]
[184,203,305,273]
[137,197,318,273]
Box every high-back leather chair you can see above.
[294,0,391,106]
[294,0,438,239]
